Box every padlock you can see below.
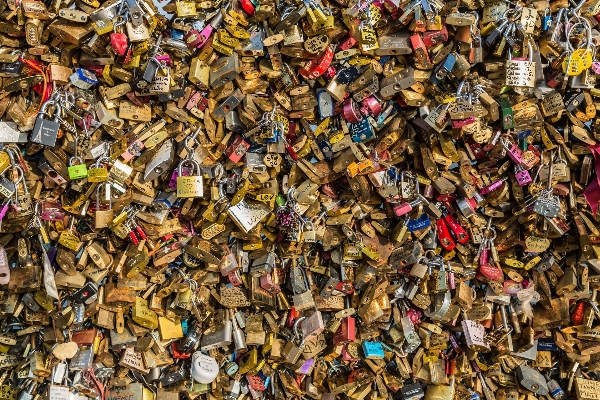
[88,156,110,182]
[31,100,60,147]
[110,18,128,56]
[68,156,88,180]
[505,44,536,89]
[176,158,203,198]
[95,183,114,229]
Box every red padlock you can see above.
[334,316,356,345]
[110,19,129,56]
[225,135,250,162]
[444,214,469,244]
[436,218,455,251]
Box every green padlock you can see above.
[68,156,88,180]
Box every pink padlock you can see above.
[393,195,428,217]
[361,96,382,116]
[479,263,503,281]
[515,167,532,186]
[451,116,475,128]
[40,201,65,221]
[342,98,363,123]
[155,54,172,67]
[507,143,524,164]
[480,177,508,194]
[503,280,522,295]
[194,10,223,49]
[480,249,489,266]
[0,247,9,285]
[122,139,144,161]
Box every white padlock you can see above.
[191,351,219,384]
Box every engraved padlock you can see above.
[514,165,532,186]
[87,156,110,183]
[176,158,203,198]
[31,100,61,147]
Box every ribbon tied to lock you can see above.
[516,284,540,320]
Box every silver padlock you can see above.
[505,43,536,89]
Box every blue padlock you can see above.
[361,341,384,359]
[349,119,374,142]
[316,134,333,159]
[542,8,552,31]
[171,28,185,40]
[337,66,361,84]
[407,213,431,232]
[430,52,457,85]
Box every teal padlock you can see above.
[68,156,88,180]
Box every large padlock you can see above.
[31,100,60,147]
[176,158,203,198]
[505,45,536,89]
[110,18,128,56]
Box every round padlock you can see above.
[190,352,219,384]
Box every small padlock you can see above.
[68,156,88,180]
[110,17,129,56]
[514,165,532,186]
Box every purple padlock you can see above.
[275,207,294,228]
[169,167,190,188]
[155,54,172,67]
[480,249,489,266]
[40,201,65,221]
[592,61,600,74]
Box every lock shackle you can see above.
[183,126,201,158]
[94,156,112,169]
[113,15,127,31]
[293,316,307,340]
[96,183,112,210]
[456,80,469,98]
[3,146,20,167]
[468,11,479,34]
[62,90,76,105]
[39,99,57,117]
[70,156,84,166]
[572,0,585,14]
[50,360,69,385]
[178,158,200,177]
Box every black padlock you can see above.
[72,281,99,304]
